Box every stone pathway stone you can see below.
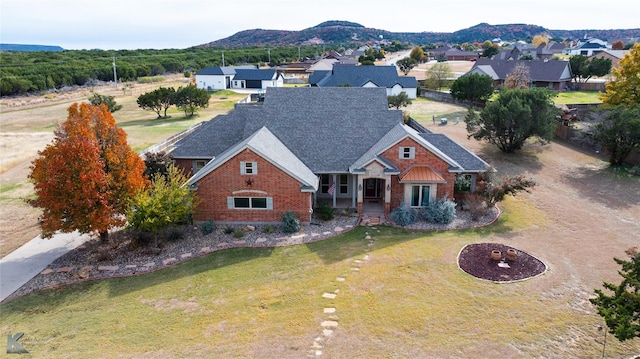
[322,293,336,299]
[41,269,53,275]
[98,265,118,271]
[56,266,73,273]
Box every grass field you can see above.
[0,197,636,357]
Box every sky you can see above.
[1,0,639,50]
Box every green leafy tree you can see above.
[88,93,122,112]
[600,43,640,106]
[387,92,412,109]
[173,84,211,117]
[137,86,176,118]
[588,105,640,166]
[396,57,418,75]
[482,46,500,58]
[465,88,559,153]
[570,55,612,83]
[425,62,452,90]
[127,164,198,236]
[450,73,495,106]
[590,247,640,341]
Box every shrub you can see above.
[454,174,472,192]
[282,211,300,233]
[389,203,418,226]
[165,227,184,241]
[316,201,335,221]
[201,219,215,235]
[232,230,244,238]
[224,226,234,234]
[262,225,274,234]
[462,193,489,221]
[422,196,457,224]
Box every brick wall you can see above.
[192,148,312,224]
[381,137,456,207]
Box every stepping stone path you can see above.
[308,229,376,357]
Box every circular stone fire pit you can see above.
[458,243,547,282]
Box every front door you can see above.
[364,178,382,198]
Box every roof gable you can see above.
[188,127,318,191]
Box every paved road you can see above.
[0,231,90,302]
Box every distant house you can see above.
[309,65,418,99]
[498,42,556,61]
[589,49,630,69]
[230,69,284,90]
[562,38,609,56]
[169,87,488,224]
[467,59,573,91]
[431,46,478,61]
[195,66,283,91]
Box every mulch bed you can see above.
[458,243,547,282]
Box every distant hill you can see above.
[199,21,640,47]
[0,43,64,52]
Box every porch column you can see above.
[332,174,337,208]
[351,174,357,208]
[384,174,392,214]
[356,174,363,214]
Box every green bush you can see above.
[421,196,457,224]
[201,220,215,235]
[232,230,244,238]
[282,211,300,233]
[389,203,418,226]
[165,227,184,241]
[262,225,274,234]
[316,201,335,221]
[224,226,234,234]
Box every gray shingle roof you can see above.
[315,65,418,88]
[470,59,572,82]
[172,87,403,173]
[233,69,278,81]
[419,133,489,172]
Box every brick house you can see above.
[170,87,489,224]
[467,59,573,91]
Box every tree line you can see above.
[0,45,336,97]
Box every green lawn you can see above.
[0,197,634,357]
[553,91,603,105]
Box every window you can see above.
[241,161,257,175]
[193,160,207,174]
[410,185,430,207]
[320,174,331,194]
[399,147,415,159]
[228,196,272,209]
[339,174,349,194]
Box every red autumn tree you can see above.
[29,103,147,241]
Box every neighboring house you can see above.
[589,49,630,69]
[230,69,284,90]
[562,38,609,56]
[195,65,257,91]
[431,46,479,61]
[309,65,418,99]
[169,87,489,224]
[498,42,555,61]
[467,59,573,91]
[195,66,283,91]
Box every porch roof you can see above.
[399,165,446,183]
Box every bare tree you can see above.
[504,63,531,89]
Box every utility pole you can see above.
[222,52,225,66]
[298,46,301,60]
[112,56,117,88]
[268,48,271,65]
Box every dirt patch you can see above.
[458,243,547,282]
